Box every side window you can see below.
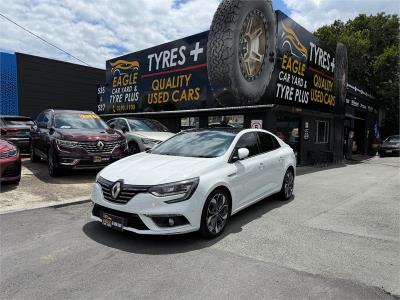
[107,119,116,128]
[42,113,50,127]
[235,132,260,157]
[258,132,281,153]
[118,119,128,130]
[36,112,44,124]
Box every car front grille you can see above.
[77,141,122,153]
[97,176,149,204]
[92,204,149,230]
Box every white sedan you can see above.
[91,128,296,238]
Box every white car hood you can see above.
[99,152,219,185]
[128,131,175,141]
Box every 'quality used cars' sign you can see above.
[99,31,212,114]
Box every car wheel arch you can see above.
[205,184,233,216]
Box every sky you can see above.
[0,0,398,69]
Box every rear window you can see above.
[2,117,33,126]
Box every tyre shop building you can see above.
[97,5,355,166]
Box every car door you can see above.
[228,132,264,207]
[256,132,284,195]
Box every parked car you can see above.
[0,138,21,184]
[30,110,129,176]
[0,115,34,152]
[91,128,296,238]
[106,117,174,154]
[379,135,400,157]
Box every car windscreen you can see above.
[127,119,169,132]
[54,113,108,130]
[151,131,236,158]
[385,135,400,143]
[2,117,34,126]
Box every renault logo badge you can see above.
[96,141,105,150]
[111,181,121,199]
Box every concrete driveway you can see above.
[0,157,95,213]
[0,156,399,299]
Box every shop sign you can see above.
[98,11,345,115]
[273,11,343,114]
[251,120,263,129]
[100,32,211,114]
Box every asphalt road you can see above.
[1,156,399,299]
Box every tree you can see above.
[314,13,399,136]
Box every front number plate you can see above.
[101,212,126,232]
[93,156,110,163]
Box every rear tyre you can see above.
[30,142,40,162]
[47,149,60,177]
[278,168,294,201]
[199,189,231,238]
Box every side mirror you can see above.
[122,126,128,133]
[238,148,249,160]
[231,148,249,162]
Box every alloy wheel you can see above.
[284,170,294,199]
[206,193,229,234]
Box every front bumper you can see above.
[90,183,204,235]
[379,148,400,156]
[54,144,129,170]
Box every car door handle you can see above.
[259,162,264,169]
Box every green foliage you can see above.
[315,13,399,135]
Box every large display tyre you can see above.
[334,43,348,106]
[207,0,276,106]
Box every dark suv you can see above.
[30,109,129,176]
[0,115,34,152]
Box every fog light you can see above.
[149,215,190,228]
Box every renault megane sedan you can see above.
[90,128,296,238]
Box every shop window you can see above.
[208,115,243,128]
[316,120,329,143]
[180,117,199,130]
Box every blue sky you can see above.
[0,0,398,68]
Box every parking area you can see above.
[0,157,95,213]
[1,156,399,298]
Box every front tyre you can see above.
[47,148,60,177]
[199,189,231,238]
[30,142,40,162]
[279,168,294,200]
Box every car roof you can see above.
[45,109,96,114]
[184,127,243,134]
[0,115,32,119]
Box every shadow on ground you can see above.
[22,158,97,184]
[83,194,294,255]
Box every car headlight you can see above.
[0,147,18,158]
[148,178,199,203]
[141,138,160,145]
[56,139,78,148]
